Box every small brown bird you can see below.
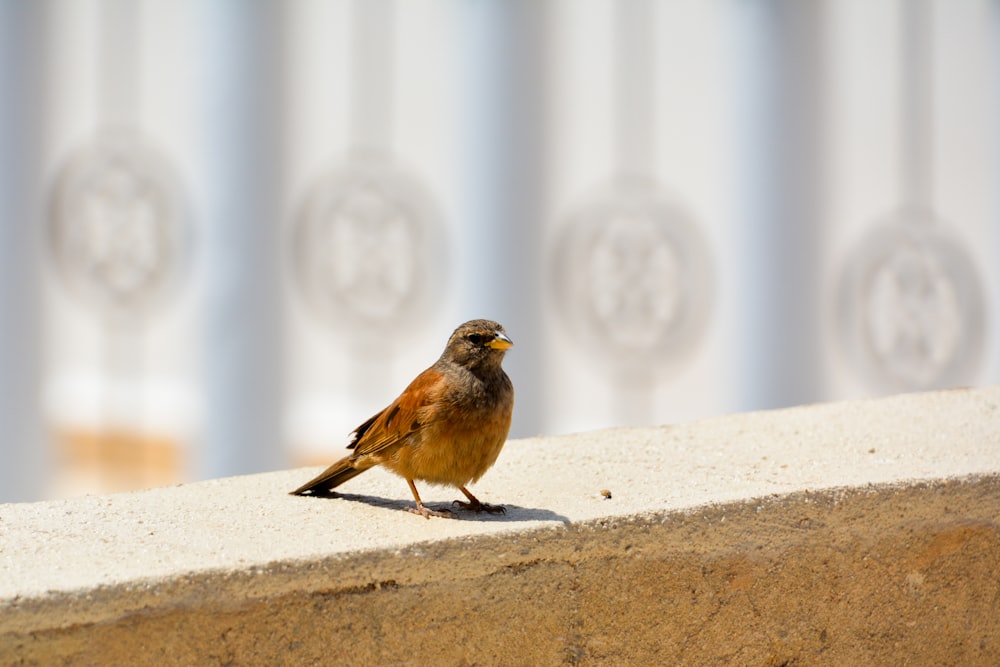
[291,319,514,519]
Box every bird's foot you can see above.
[452,499,506,515]
[407,503,457,520]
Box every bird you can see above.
[290,319,515,519]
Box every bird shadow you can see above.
[297,489,571,524]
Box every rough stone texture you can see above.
[1,387,999,665]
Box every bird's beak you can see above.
[487,332,514,350]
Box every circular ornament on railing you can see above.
[837,212,985,391]
[49,134,189,322]
[550,183,713,374]
[290,160,446,333]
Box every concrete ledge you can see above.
[2,387,999,664]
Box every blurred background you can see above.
[1,0,997,502]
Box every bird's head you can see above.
[442,319,513,370]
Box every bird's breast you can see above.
[382,370,513,486]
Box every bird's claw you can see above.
[452,499,506,515]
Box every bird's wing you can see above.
[347,367,446,458]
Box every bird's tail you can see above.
[289,455,372,496]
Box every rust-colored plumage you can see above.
[290,319,514,519]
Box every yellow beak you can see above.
[487,332,514,350]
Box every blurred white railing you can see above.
[0,1,997,502]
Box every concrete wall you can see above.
[2,387,999,665]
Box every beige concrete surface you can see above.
[1,387,999,664]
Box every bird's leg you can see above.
[453,486,506,515]
[405,479,456,519]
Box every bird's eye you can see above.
[467,333,486,345]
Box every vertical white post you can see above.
[0,3,46,502]
[729,0,825,410]
[457,0,546,437]
[194,1,285,478]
